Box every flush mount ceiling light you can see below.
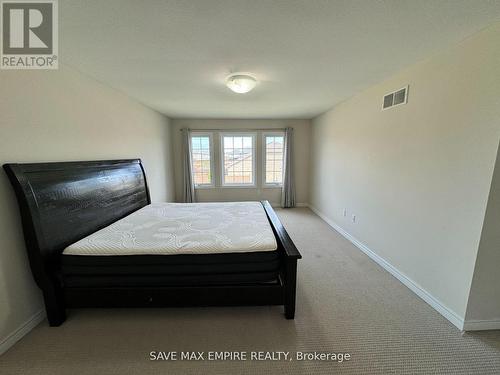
[226,73,257,94]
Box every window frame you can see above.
[219,132,257,188]
[189,132,215,189]
[262,131,285,188]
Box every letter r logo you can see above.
[2,1,53,54]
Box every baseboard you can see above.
[270,202,309,208]
[463,319,500,331]
[0,309,45,356]
[308,204,466,331]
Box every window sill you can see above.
[220,184,257,189]
[194,185,282,190]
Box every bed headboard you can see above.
[3,159,151,265]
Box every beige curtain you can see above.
[281,127,296,208]
[181,128,195,203]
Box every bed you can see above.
[3,159,301,326]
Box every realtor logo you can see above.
[1,0,58,69]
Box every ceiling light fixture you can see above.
[226,73,257,94]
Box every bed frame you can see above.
[3,159,301,326]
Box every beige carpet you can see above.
[1,208,499,374]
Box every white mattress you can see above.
[63,202,277,256]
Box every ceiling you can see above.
[60,0,500,119]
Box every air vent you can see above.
[382,86,408,110]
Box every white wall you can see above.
[0,64,175,352]
[465,140,500,327]
[171,119,310,205]
[309,22,500,324]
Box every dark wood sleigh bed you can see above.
[3,159,301,326]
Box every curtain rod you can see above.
[180,128,287,132]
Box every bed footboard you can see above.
[261,201,302,319]
[284,258,298,319]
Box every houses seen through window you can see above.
[222,135,255,185]
[191,135,212,186]
[264,134,284,185]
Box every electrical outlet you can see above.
[343,208,347,217]
[352,214,356,223]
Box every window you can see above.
[221,134,255,186]
[190,134,213,187]
[263,133,284,186]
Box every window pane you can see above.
[242,160,252,171]
[191,139,198,150]
[222,134,254,185]
[190,136,212,186]
[243,137,252,148]
[234,137,243,149]
[193,174,201,185]
[264,135,284,185]
[224,136,233,148]
[200,137,209,149]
